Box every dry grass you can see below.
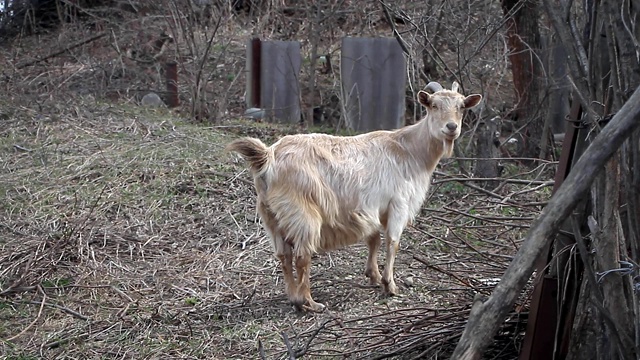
[0,95,552,359]
[0,2,552,357]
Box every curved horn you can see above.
[425,81,443,94]
[451,81,460,93]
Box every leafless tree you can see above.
[451,0,640,358]
[500,0,547,160]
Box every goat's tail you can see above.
[226,137,271,175]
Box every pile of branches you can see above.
[0,0,267,41]
[1,0,112,39]
[265,305,526,359]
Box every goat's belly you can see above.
[316,211,380,252]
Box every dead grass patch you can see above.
[0,97,552,359]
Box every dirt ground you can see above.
[0,99,552,359]
[0,3,554,358]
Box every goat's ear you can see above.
[463,94,482,109]
[417,90,431,107]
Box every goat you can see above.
[226,82,482,312]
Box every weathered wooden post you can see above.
[341,37,406,131]
[165,61,179,108]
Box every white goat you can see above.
[227,82,482,311]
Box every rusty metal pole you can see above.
[165,61,179,108]
[519,101,585,360]
[250,38,261,108]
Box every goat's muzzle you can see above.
[441,125,460,141]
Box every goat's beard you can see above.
[442,139,455,158]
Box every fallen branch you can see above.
[258,338,267,360]
[204,170,254,186]
[25,300,90,321]
[281,331,296,360]
[413,255,479,291]
[295,318,332,358]
[6,286,46,342]
[443,206,531,228]
[45,333,90,349]
[432,174,552,186]
[0,251,37,297]
[16,32,107,69]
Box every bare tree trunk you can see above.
[501,0,546,159]
[623,128,640,265]
[545,33,571,135]
[544,1,640,358]
[589,153,636,359]
[474,117,500,189]
[450,87,640,360]
[540,0,593,117]
[566,280,599,360]
[602,1,640,102]
[588,2,640,357]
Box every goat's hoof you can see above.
[366,274,382,286]
[291,297,305,312]
[306,300,326,313]
[365,269,382,285]
[366,275,382,286]
[383,283,399,296]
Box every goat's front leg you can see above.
[294,254,325,312]
[381,237,400,295]
[382,217,405,296]
[364,232,382,285]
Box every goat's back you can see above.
[257,132,432,255]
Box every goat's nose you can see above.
[446,122,458,131]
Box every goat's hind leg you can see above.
[265,229,298,305]
[364,232,382,285]
[275,239,297,303]
[259,201,298,306]
[294,253,325,312]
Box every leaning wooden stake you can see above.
[451,85,640,360]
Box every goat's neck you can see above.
[395,122,452,175]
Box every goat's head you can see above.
[417,82,482,142]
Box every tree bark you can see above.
[624,128,640,263]
[474,117,500,189]
[545,34,571,135]
[566,280,599,360]
[501,0,546,159]
[540,0,594,118]
[450,87,640,360]
[588,153,636,359]
[602,1,640,102]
